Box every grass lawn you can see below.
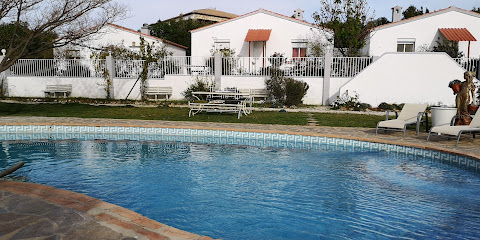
[0,102,391,128]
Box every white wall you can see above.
[340,52,474,107]
[7,77,106,98]
[191,10,332,58]
[366,9,480,57]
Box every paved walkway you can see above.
[0,116,479,240]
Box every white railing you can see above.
[330,57,373,78]
[10,59,107,78]
[454,58,478,72]
[115,60,145,79]
[222,57,325,77]
[9,56,374,79]
[116,56,214,79]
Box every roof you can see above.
[191,9,238,19]
[106,23,188,50]
[190,8,326,33]
[245,29,272,42]
[439,28,477,41]
[165,8,238,22]
[373,6,480,31]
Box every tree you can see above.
[0,22,56,58]
[313,0,375,57]
[370,17,390,27]
[402,5,424,19]
[473,7,480,14]
[150,18,211,56]
[0,0,126,72]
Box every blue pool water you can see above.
[1,139,480,239]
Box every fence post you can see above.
[322,52,333,105]
[214,52,222,90]
[476,57,480,78]
[106,54,115,99]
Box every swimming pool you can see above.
[1,125,480,239]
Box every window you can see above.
[397,39,415,52]
[293,48,307,58]
[292,39,308,58]
[214,39,230,51]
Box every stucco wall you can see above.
[191,11,331,58]
[366,10,480,57]
[340,52,474,107]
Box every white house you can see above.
[190,8,332,58]
[60,23,188,59]
[363,6,480,58]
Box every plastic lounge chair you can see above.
[375,104,428,138]
[427,114,480,146]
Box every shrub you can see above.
[377,102,404,111]
[265,67,309,107]
[331,90,371,111]
[182,77,214,101]
[285,78,309,107]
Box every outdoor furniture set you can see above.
[376,103,479,146]
[188,91,253,119]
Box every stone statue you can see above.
[455,71,476,125]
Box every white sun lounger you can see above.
[375,104,428,138]
[427,114,480,146]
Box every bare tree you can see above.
[0,0,126,72]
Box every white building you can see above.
[190,8,333,58]
[60,23,187,59]
[363,6,480,58]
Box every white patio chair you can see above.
[427,114,480,146]
[375,104,428,138]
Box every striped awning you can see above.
[245,29,272,42]
[439,28,476,41]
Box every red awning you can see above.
[245,29,272,42]
[439,28,476,41]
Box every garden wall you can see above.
[339,52,472,107]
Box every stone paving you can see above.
[0,116,479,240]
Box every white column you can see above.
[322,52,333,105]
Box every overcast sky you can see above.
[114,0,480,30]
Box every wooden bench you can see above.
[44,84,72,98]
[239,88,268,102]
[145,86,172,100]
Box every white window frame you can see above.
[291,39,308,57]
[214,39,230,51]
[397,38,416,52]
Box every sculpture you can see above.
[453,71,476,125]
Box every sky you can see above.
[114,0,480,30]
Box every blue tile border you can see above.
[1,125,479,171]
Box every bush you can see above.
[182,77,214,101]
[377,102,404,111]
[331,90,371,111]
[265,67,309,107]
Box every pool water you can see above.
[1,139,480,239]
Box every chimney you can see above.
[294,8,304,21]
[391,6,402,22]
[140,23,150,35]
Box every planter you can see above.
[431,107,457,127]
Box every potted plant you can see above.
[448,79,461,94]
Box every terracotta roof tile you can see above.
[244,29,272,42]
[439,28,477,41]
